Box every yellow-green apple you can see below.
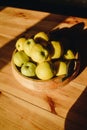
[30,44,49,63]
[35,61,54,80]
[34,32,49,41]
[21,62,36,77]
[51,41,63,59]
[13,51,29,67]
[55,61,67,76]
[64,49,75,60]
[16,37,26,51]
[24,38,36,57]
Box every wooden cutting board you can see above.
[0,6,87,130]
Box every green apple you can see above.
[64,49,75,60]
[51,41,63,59]
[13,51,29,67]
[24,38,36,57]
[35,61,54,80]
[16,37,26,51]
[34,32,49,41]
[21,62,36,77]
[55,61,67,76]
[30,44,49,63]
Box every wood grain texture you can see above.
[0,6,87,130]
[0,92,65,130]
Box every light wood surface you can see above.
[0,6,87,130]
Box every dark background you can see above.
[0,0,87,18]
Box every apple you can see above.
[51,41,63,59]
[34,32,49,41]
[55,61,67,76]
[64,49,75,60]
[21,62,36,77]
[24,38,36,57]
[30,44,49,63]
[16,37,26,51]
[35,61,54,80]
[13,51,29,67]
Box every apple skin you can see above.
[13,51,29,67]
[64,49,75,60]
[30,44,49,63]
[16,38,26,51]
[55,61,67,76]
[51,41,63,59]
[21,62,36,77]
[35,61,54,80]
[34,32,49,41]
[24,38,36,57]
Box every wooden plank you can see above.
[0,92,87,130]
[0,92,65,130]
[0,7,67,36]
[73,67,87,86]
[0,63,87,120]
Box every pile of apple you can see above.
[12,32,77,80]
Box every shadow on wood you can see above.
[50,22,87,73]
[49,22,87,129]
[65,87,87,130]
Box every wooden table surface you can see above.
[0,6,87,130]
